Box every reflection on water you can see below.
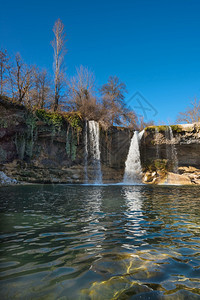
[122,186,147,250]
[0,184,200,299]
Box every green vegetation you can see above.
[145,125,184,133]
[154,159,168,171]
[0,97,84,162]
[170,125,182,133]
[35,109,63,130]
[65,127,78,161]
[26,113,36,134]
[145,125,168,132]
[64,112,83,133]
[144,159,168,172]
[15,134,26,160]
[15,131,35,160]
[65,130,71,156]
[35,109,83,134]
[144,158,180,173]
[34,110,83,161]
[0,147,7,161]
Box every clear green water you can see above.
[0,184,200,299]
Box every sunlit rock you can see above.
[0,171,17,185]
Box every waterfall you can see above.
[165,126,179,173]
[84,121,88,183]
[169,126,179,173]
[123,130,144,184]
[88,121,102,184]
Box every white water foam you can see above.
[123,130,144,184]
[169,126,179,173]
[84,121,88,183]
[88,121,102,184]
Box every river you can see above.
[0,184,200,299]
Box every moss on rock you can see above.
[170,125,183,133]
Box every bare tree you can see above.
[68,66,100,119]
[137,116,155,130]
[100,76,126,125]
[68,66,95,108]
[11,53,35,105]
[31,68,52,109]
[176,98,200,124]
[120,106,138,128]
[0,49,10,96]
[100,76,136,126]
[51,18,66,111]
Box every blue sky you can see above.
[1,0,200,124]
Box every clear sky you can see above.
[1,0,200,124]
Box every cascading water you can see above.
[84,121,88,183]
[169,126,179,173]
[88,120,102,184]
[164,126,179,184]
[123,130,144,184]
[165,126,179,173]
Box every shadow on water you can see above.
[0,184,200,299]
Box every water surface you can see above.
[0,184,200,299]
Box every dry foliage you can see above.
[176,98,200,124]
[67,66,101,119]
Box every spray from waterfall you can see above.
[169,126,179,173]
[165,126,179,173]
[84,121,88,183]
[88,121,102,184]
[123,130,144,184]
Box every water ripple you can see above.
[0,184,200,299]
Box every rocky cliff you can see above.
[141,124,200,185]
[0,97,200,185]
[0,97,132,184]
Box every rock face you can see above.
[0,98,132,184]
[0,98,200,185]
[141,125,200,185]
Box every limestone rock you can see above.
[0,171,17,185]
[178,166,199,174]
[161,172,192,185]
